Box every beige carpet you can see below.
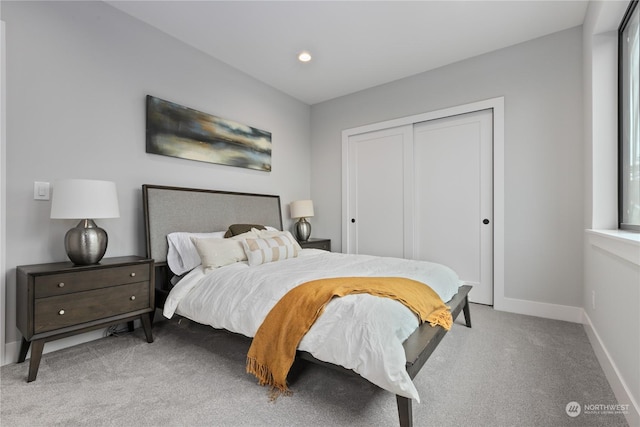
[0,304,629,426]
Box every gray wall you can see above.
[310,26,584,308]
[582,1,639,422]
[2,1,311,352]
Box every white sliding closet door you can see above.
[347,126,412,257]
[413,110,493,305]
[344,108,494,305]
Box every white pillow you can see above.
[166,231,226,275]
[191,237,247,271]
[241,232,299,266]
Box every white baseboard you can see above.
[494,296,584,323]
[582,311,640,427]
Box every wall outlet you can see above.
[592,290,596,310]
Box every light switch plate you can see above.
[34,181,50,200]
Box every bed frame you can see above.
[142,184,472,427]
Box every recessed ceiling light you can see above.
[298,51,312,63]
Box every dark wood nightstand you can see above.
[16,256,155,382]
[298,238,331,251]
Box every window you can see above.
[619,0,640,231]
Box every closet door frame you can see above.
[341,97,505,309]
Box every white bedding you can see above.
[163,249,461,401]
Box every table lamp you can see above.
[50,179,120,265]
[290,199,314,242]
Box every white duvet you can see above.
[163,249,461,401]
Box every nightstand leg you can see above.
[140,313,154,343]
[18,337,30,363]
[27,340,45,382]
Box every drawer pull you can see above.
[58,282,65,288]
[130,272,136,277]
[130,296,136,301]
[58,309,65,315]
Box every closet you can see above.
[343,107,494,305]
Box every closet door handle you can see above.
[483,219,490,225]
[351,218,356,223]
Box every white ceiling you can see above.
[106,1,589,105]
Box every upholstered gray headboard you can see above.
[142,185,283,264]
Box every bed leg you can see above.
[462,295,472,328]
[396,395,413,427]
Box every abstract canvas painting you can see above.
[146,95,272,171]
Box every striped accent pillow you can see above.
[241,232,299,266]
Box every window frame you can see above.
[618,0,640,232]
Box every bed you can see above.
[142,184,472,427]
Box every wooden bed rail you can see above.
[397,284,472,427]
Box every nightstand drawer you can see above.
[34,281,150,334]
[34,264,150,298]
[310,240,331,251]
[299,238,331,251]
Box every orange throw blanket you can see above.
[246,276,452,397]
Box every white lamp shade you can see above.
[290,199,314,219]
[50,179,120,219]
